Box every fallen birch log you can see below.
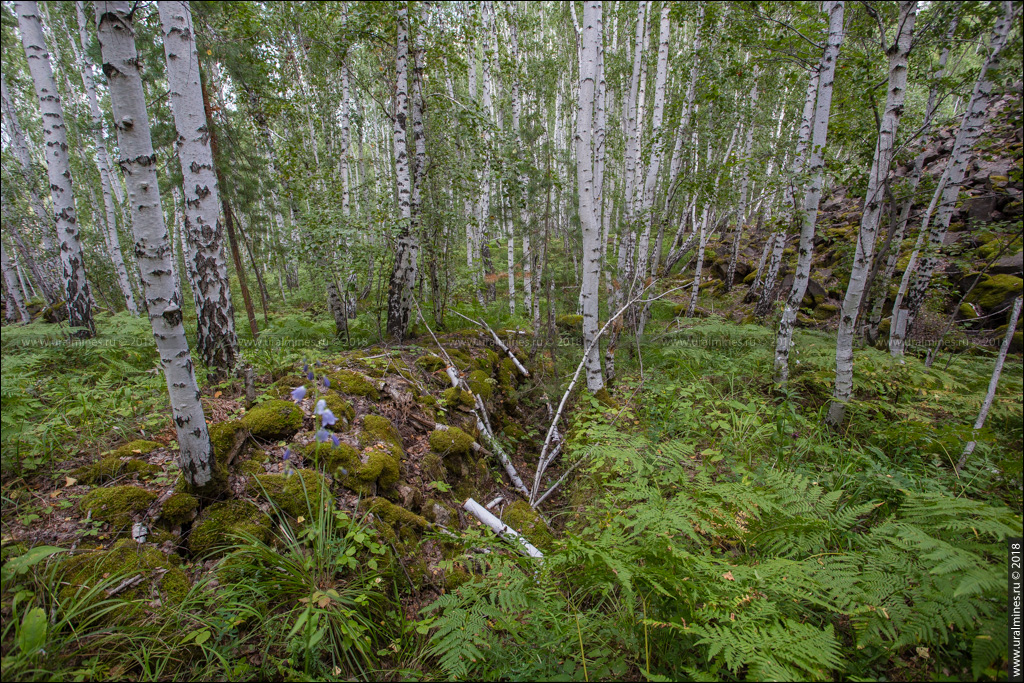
[463,497,543,559]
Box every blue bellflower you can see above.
[291,386,307,402]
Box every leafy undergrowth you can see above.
[2,313,1021,681]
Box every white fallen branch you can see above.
[416,300,531,497]
[450,310,531,377]
[529,283,689,504]
[463,497,543,559]
[106,573,144,597]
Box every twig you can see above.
[106,574,144,598]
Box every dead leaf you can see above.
[65,476,77,487]
[214,391,222,398]
[722,571,735,581]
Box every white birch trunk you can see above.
[957,296,1022,471]
[755,232,787,318]
[96,0,213,488]
[774,1,843,384]
[159,0,240,377]
[386,5,418,338]
[74,0,137,315]
[686,207,710,317]
[826,2,916,426]
[15,0,95,337]
[895,2,1017,349]
[576,0,604,392]
[1,241,31,323]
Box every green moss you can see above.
[592,388,618,408]
[444,565,471,590]
[812,303,839,320]
[428,427,475,457]
[743,271,757,285]
[237,457,266,476]
[441,387,475,409]
[497,358,519,397]
[183,421,242,500]
[160,492,198,526]
[328,370,380,399]
[555,314,584,331]
[80,485,157,531]
[503,501,554,551]
[148,528,178,546]
[360,415,404,456]
[473,349,501,373]
[452,457,491,502]
[968,274,1023,310]
[467,370,494,399]
[415,354,447,373]
[247,469,331,519]
[189,500,272,559]
[322,393,355,426]
[958,303,978,320]
[421,453,445,482]
[61,539,189,608]
[241,400,303,440]
[502,424,527,441]
[108,440,161,459]
[71,456,161,485]
[362,497,428,544]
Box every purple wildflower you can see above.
[315,428,330,443]
[307,371,315,381]
[282,448,292,461]
[331,434,340,447]
[323,376,331,390]
[290,386,307,402]
[320,409,337,427]
[303,363,309,374]
[315,399,327,416]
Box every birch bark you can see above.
[892,2,1017,353]
[576,0,604,392]
[826,2,916,426]
[73,0,137,314]
[1,241,31,323]
[386,4,418,339]
[96,0,213,488]
[159,0,240,377]
[15,0,96,337]
[774,1,843,384]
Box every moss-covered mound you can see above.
[360,415,404,456]
[362,497,428,547]
[428,427,475,457]
[60,539,190,608]
[241,400,303,440]
[441,387,475,409]
[968,274,1023,311]
[813,303,839,320]
[108,440,161,459]
[556,314,584,331]
[189,500,271,559]
[80,485,157,531]
[160,492,198,526]
[71,456,161,485]
[467,370,494,399]
[303,441,400,496]
[328,370,380,399]
[247,469,332,519]
[415,354,447,373]
[322,393,356,425]
[503,501,554,551]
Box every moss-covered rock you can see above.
[452,456,491,502]
[322,393,356,426]
[420,452,446,482]
[328,370,380,399]
[71,456,161,485]
[812,303,839,320]
[502,423,527,441]
[247,469,332,519]
[503,501,554,551]
[958,303,978,320]
[189,500,272,559]
[555,314,583,331]
[428,426,476,457]
[467,370,494,399]
[415,354,447,373]
[241,400,303,440]
[421,498,456,526]
[473,348,501,373]
[743,271,758,285]
[60,539,189,608]
[108,440,161,459]
[360,415,404,455]
[80,485,157,531]
[303,441,400,496]
[182,420,244,500]
[160,492,198,526]
[362,497,428,545]
[592,388,618,408]
[237,457,266,476]
[441,387,475,409]
[968,274,1023,311]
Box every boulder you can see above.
[990,252,1024,276]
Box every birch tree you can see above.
[73,0,137,315]
[15,0,95,338]
[890,1,1017,355]
[1,240,30,323]
[159,0,240,378]
[826,1,916,426]
[386,3,418,339]
[95,0,213,489]
[576,0,604,392]
[774,0,843,384]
